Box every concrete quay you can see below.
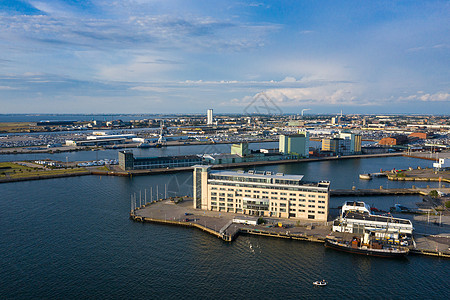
[131,198,332,243]
[131,198,450,258]
[331,187,450,197]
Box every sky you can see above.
[0,0,449,115]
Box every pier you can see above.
[130,197,450,259]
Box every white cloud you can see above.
[227,84,367,108]
[399,92,450,102]
[0,86,18,90]
[129,86,169,93]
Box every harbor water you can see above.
[1,156,449,299]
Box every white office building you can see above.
[207,109,213,125]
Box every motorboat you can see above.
[313,280,327,286]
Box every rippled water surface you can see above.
[1,157,449,299]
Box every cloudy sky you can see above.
[0,0,449,114]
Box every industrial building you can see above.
[66,137,127,146]
[279,132,310,158]
[203,142,296,165]
[193,165,330,221]
[66,133,136,147]
[378,135,408,146]
[118,151,203,170]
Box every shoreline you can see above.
[129,200,450,259]
[2,152,445,184]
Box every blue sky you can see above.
[0,0,449,114]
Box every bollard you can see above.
[380,185,383,190]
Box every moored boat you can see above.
[359,173,372,180]
[325,237,409,258]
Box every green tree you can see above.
[429,190,439,198]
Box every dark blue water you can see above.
[1,159,448,299]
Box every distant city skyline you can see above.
[0,0,449,114]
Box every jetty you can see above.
[130,197,450,259]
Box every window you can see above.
[308,205,315,208]
[308,210,315,213]
[308,200,315,203]
[308,215,315,219]
[211,192,217,196]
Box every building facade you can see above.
[379,135,408,145]
[279,132,310,158]
[118,151,203,170]
[193,165,330,221]
[207,109,213,125]
[338,131,362,153]
[321,130,361,155]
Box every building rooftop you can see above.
[209,169,304,181]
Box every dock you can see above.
[130,197,450,259]
[331,187,450,197]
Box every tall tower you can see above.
[207,109,213,125]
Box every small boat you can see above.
[359,173,372,180]
[313,280,327,286]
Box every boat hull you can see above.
[325,239,408,258]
